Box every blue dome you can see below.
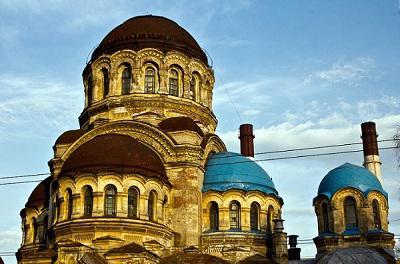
[203,152,278,195]
[317,163,387,200]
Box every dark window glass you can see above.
[169,69,179,96]
[104,185,117,216]
[148,191,157,221]
[250,202,259,231]
[102,68,109,98]
[128,187,139,218]
[322,202,330,232]
[122,68,131,95]
[190,76,196,100]
[372,200,381,229]
[230,201,240,230]
[267,206,274,233]
[56,195,61,221]
[344,197,357,229]
[84,187,93,217]
[32,218,37,243]
[67,189,73,220]
[87,76,93,105]
[210,202,219,230]
[145,68,155,93]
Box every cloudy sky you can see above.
[1,0,400,262]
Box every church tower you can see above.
[312,122,395,263]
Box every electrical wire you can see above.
[0,144,397,185]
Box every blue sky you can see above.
[1,0,400,262]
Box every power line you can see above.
[0,180,42,186]
[0,173,50,180]
[0,146,398,186]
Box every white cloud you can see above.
[0,74,82,141]
[218,114,400,256]
[304,57,375,86]
[0,228,20,249]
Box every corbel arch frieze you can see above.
[264,196,282,213]
[58,177,76,195]
[110,50,136,68]
[367,191,388,209]
[332,187,365,211]
[202,192,224,208]
[202,134,227,165]
[75,176,98,193]
[188,60,207,78]
[97,174,124,192]
[92,56,111,72]
[221,191,246,208]
[122,174,147,193]
[164,52,190,70]
[136,48,164,67]
[59,121,177,173]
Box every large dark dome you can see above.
[91,15,208,65]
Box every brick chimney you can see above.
[361,122,382,182]
[239,124,255,157]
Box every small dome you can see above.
[91,15,208,65]
[318,247,388,264]
[25,176,52,208]
[203,152,278,195]
[158,117,204,137]
[55,129,85,145]
[317,163,387,200]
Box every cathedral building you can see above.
[16,16,396,264]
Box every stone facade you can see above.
[17,16,287,264]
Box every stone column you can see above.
[159,69,168,94]
[242,208,250,231]
[272,219,288,264]
[92,191,103,217]
[71,194,81,219]
[167,166,203,247]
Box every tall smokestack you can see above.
[361,122,382,182]
[239,124,255,157]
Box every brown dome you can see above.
[61,134,167,180]
[158,117,204,137]
[25,176,52,208]
[91,15,208,65]
[55,129,85,145]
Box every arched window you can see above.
[190,76,196,100]
[372,199,381,229]
[67,189,73,220]
[122,67,131,95]
[267,205,274,233]
[250,202,260,231]
[56,195,61,222]
[84,186,93,217]
[230,201,241,230]
[128,187,140,218]
[102,68,110,98]
[322,202,330,232]
[168,69,179,96]
[344,197,358,229]
[145,67,156,93]
[148,190,157,221]
[87,76,93,105]
[104,185,117,216]
[210,202,219,231]
[31,218,37,243]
